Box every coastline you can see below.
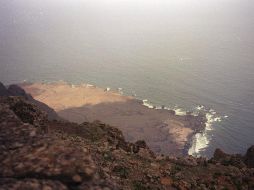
[19,81,207,156]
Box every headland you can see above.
[19,81,206,156]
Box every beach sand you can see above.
[20,81,206,156]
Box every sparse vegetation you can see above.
[0,96,254,189]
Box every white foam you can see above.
[188,106,223,157]
[209,109,217,115]
[142,103,188,115]
[174,108,187,116]
[140,101,224,157]
[86,84,94,88]
[214,117,221,122]
[142,99,154,109]
[117,88,123,95]
[196,105,205,110]
[163,106,171,110]
[188,132,210,157]
[105,87,110,92]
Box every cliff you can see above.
[0,91,254,189]
[0,82,60,121]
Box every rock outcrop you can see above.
[0,96,47,129]
[0,97,115,189]
[0,83,60,120]
[0,82,10,96]
[245,145,254,168]
[0,96,254,190]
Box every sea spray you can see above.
[131,97,222,157]
[142,99,154,109]
[174,108,187,116]
[188,107,222,157]
[142,100,188,116]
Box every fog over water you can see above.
[1,0,254,156]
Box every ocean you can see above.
[1,0,254,157]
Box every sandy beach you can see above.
[20,81,206,156]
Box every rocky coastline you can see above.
[18,81,207,156]
[0,83,254,189]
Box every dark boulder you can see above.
[212,148,246,168]
[245,145,254,168]
[7,83,60,121]
[213,148,230,160]
[135,140,148,149]
[0,96,48,131]
[8,84,30,98]
[0,82,10,96]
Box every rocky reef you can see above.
[0,92,254,189]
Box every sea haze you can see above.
[1,0,254,157]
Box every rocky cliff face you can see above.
[0,96,115,190]
[0,96,254,189]
[0,82,60,121]
[0,82,11,96]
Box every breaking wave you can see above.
[142,99,154,109]
[188,105,224,157]
[141,99,225,157]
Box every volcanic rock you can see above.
[245,145,254,168]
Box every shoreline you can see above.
[140,99,208,156]
[19,80,208,156]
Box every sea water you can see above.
[1,0,254,157]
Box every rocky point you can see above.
[0,90,254,189]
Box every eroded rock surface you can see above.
[0,97,114,190]
[245,145,254,168]
[0,96,254,190]
[0,83,60,121]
